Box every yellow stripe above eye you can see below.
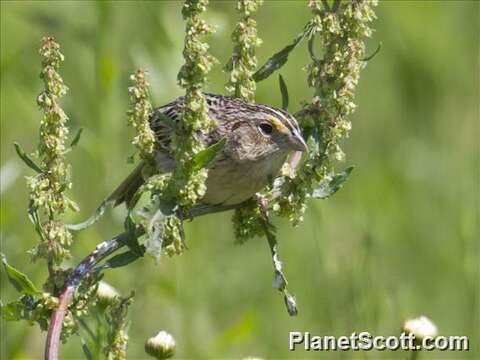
[270,117,289,133]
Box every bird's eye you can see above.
[258,122,273,135]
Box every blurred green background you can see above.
[1,1,478,359]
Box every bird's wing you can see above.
[149,101,184,152]
[150,97,225,152]
[107,103,181,208]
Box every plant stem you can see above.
[43,201,246,360]
[44,231,132,360]
[258,196,298,316]
[45,287,74,360]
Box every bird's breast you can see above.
[202,150,289,206]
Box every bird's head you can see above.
[207,94,308,161]
[254,111,308,153]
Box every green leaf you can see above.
[13,142,42,173]
[70,128,84,147]
[192,138,227,171]
[1,301,23,321]
[104,250,141,269]
[27,200,45,240]
[362,42,382,62]
[307,36,319,61]
[311,166,354,199]
[67,200,108,231]
[1,254,40,295]
[278,75,289,110]
[80,339,94,360]
[124,214,145,257]
[143,208,169,261]
[253,22,312,82]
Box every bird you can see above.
[108,93,307,208]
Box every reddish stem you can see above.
[44,179,304,358]
[44,286,74,360]
[43,203,239,360]
[44,233,128,360]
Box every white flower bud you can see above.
[402,316,438,340]
[145,331,176,359]
[96,281,119,306]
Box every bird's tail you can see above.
[107,163,145,208]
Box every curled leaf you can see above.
[283,291,298,316]
[70,128,84,147]
[27,200,44,240]
[259,214,298,316]
[278,74,289,110]
[311,166,354,199]
[67,200,107,231]
[307,36,320,61]
[362,42,382,62]
[14,143,42,173]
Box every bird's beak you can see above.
[288,129,308,152]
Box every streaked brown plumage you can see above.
[109,93,307,207]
